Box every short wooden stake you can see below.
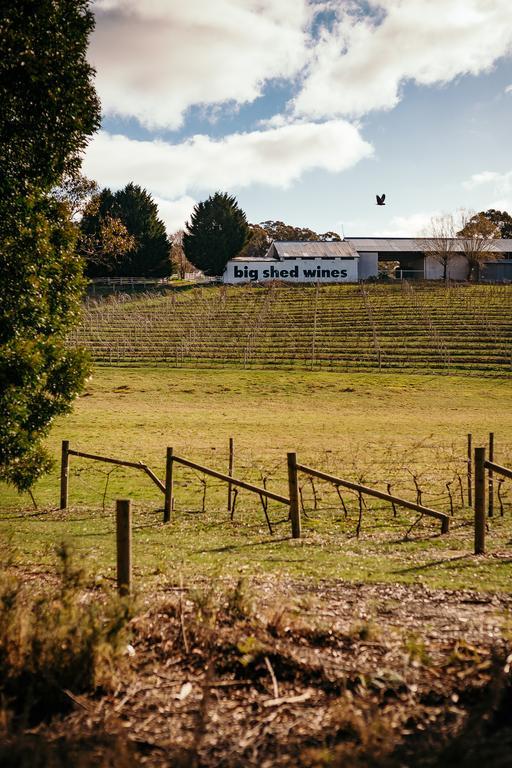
[474,447,486,555]
[467,433,472,508]
[488,432,494,518]
[60,440,70,510]
[116,499,132,596]
[227,437,234,513]
[164,447,174,523]
[287,452,301,539]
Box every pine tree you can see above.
[80,184,171,277]
[183,193,249,276]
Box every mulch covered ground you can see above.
[2,577,512,767]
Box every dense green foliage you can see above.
[81,184,171,277]
[0,0,100,197]
[478,209,512,239]
[0,0,100,491]
[183,192,249,275]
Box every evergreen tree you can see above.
[478,209,512,239]
[80,184,171,277]
[183,193,249,276]
[0,0,100,492]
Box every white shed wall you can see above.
[223,258,358,284]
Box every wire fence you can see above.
[64,435,511,525]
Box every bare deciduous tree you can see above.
[420,214,457,283]
[171,230,196,279]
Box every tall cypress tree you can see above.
[0,1,100,492]
[183,193,249,276]
[80,184,171,277]
[112,184,171,277]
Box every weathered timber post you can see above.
[467,433,472,508]
[287,452,301,539]
[164,447,174,523]
[474,447,486,555]
[116,499,132,596]
[60,440,70,510]
[227,437,234,514]
[488,432,494,518]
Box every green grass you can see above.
[1,366,511,593]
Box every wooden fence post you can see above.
[488,432,494,518]
[116,499,132,596]
[60,440,69,510]
[474,447,486,555]
[227,437,234,514]
[164,447,174,523]
[467,433,472,508]
[287,452,301,539]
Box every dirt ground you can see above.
[2,577,512,768]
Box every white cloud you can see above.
[488,198,512,212]
[152,195,196,234]
[293,0,512,119]
[505,84,512,94]
[462,169,512,194]
[463,171,502,189]
[90,0,311,129]
[83,121,373,199]
[372,211,441,237]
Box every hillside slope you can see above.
[71,282,512,374]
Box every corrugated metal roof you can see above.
[267,241,359,260]
[347,237,512,253]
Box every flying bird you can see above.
[376,194,386,206]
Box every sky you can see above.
[83,0,512,237]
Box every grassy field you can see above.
[1,366,511,592]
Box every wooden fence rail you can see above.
[164,447,296,535]
[295,462,450,533]
[60,442,165,509]
[485,460,512,481]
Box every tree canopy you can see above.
[183,193,249,276]
[475,209,512,239]
[238,221,342,259]
[80,184,171,277]
[457,210,499,282]
[0,0,100,492]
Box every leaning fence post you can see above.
[60,440,69,510]
[474,447,486,555]
[467,433,472,508]
[164,447,174,523]
[116,499,132,596]
[488,432,494,518]
[287,452,301,539]
[227,437,234,514]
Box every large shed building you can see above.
[223,237,512,283]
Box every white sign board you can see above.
[223,258,358,284]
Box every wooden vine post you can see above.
[467,433,472,508]
[287,452,301,539]
[116,499,132,596]
[164,447,174,523]
[488,432,494,518]
[60,440,70,510]
[474,447,486,555]
[227,437,234,514]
